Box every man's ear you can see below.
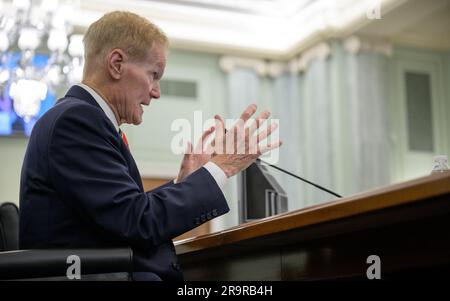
[107,48,126,80]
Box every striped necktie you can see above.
[119,129,129,148]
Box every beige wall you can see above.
[0,138,28,205]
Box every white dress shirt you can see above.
[76,83,228,192]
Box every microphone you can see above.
[220,127,342,198]
[256,158,342,198]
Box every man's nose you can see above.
[150,82,161,99]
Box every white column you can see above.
[344,36,392,191]
[215,58,264,230]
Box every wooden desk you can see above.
[175,173,450,280]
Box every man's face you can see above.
[117,43,166,125]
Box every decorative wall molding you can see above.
[219,42,332,77]
[296,42,332,73]
[344,36,393,57]
[219,56,291,78]
[219,56,268,76]
[266,61,288,78]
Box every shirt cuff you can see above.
[203,161,228,192]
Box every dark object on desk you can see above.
[238,162,288,224]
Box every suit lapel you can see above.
[64,85,145,191]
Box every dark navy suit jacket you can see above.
[19,85,229,281]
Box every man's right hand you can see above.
[210,104,282,178]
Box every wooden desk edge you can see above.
[175,173,450,254]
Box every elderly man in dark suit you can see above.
[19,11,281,281]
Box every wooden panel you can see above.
[174,222,211,242]
[176,173,450,254]
[142,177,211,241]
[279,201,450,280]
[176,173,450,280]
[142,178,171,191]
[183,249,281,281]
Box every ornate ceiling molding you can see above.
[296,42,332,72]
[219,56,268,76]
[219,42,332,76]
[72,0,404,59]
[344,35,393,57]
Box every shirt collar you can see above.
[76,83,120,133]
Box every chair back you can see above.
[0,202,19,251]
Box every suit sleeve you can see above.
[48,105,229,249]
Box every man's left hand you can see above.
[176,125,216,183]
